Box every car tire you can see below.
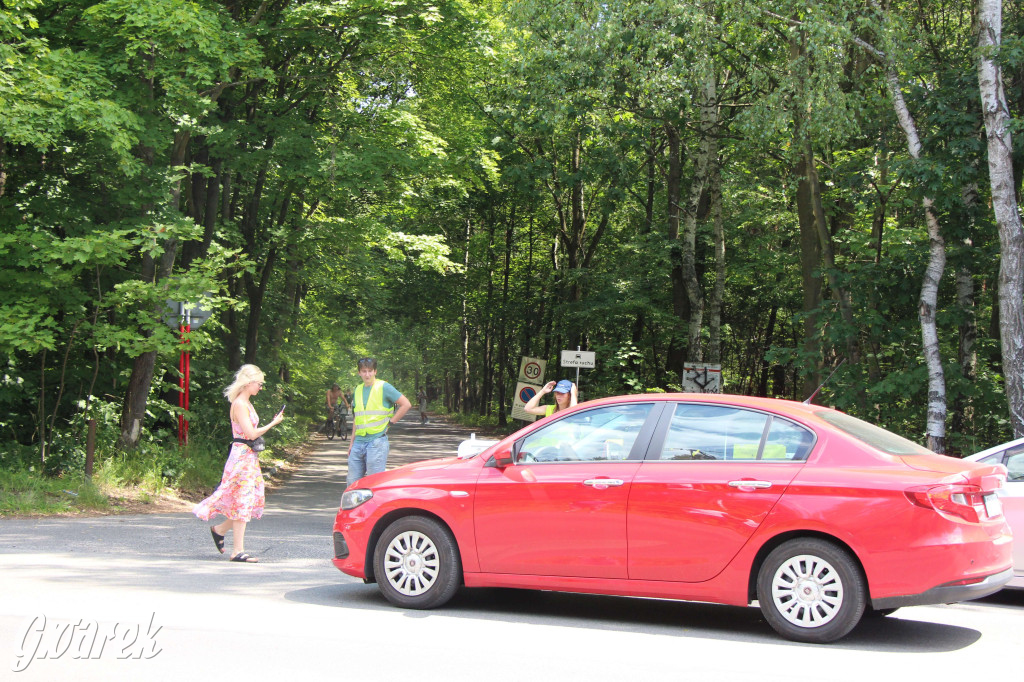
[756,538,866,644]
[374,516,462,609]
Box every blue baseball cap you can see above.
[553,380,573,393]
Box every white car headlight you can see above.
[341,489,373,510]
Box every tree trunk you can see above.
[243,246,278,365]
[0,138,7,199]
[795,152,822,399]
[665,123,687,377]
[805,141,861,375]
[118,236,180,448]
[978,0,1024,438]
[680,73,716,363]
[790,34,822,400]
[118,126,190,449]
[460,219,471,413]
[708,142,725,365]
[224,275,243,371]
[481,215,496,416]
[953,263,978,437]
[885,70,947,452]
[758,306,779,397]
[497,206,514,426]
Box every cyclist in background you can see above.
[325,383,350,433]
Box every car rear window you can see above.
[815,410,932,456]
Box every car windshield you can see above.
[815,410,932,456]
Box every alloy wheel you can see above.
[383,530,440,596]
[770,554,845,628]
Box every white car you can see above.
[965,437,1024,589]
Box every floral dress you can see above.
[193,402,265,522]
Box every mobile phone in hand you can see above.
[279,404,286,414]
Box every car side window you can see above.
[518,403,653,463]
[762,416,815,461]
[1004,448,1024,482]
[657,404,769,461]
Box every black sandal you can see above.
[230,552,259,563]
[210,527,225,554]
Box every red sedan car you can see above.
[332,394,1013,643]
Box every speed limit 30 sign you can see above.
[518,356,546,384]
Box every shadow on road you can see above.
[282,582,982,652]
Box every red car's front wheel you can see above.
[374,516,462,609]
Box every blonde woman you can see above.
[194,364,284,563]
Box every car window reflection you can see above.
[1004,450,1024,482]
[518,403,653,463]
[657,404,813,462]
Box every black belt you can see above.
[229,436,265,453]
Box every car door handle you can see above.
[728,480,772,489]
[583,479,624,487]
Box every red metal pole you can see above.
[184,323,191,446]
[178,323,186,446]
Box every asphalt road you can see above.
[2,417,1023,681]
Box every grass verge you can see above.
[0,423,310,517]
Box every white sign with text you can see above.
[560,350,596,369]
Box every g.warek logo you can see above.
[12,613,163,672]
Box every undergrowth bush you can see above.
[0,467,109,515]
[1,394,313,515]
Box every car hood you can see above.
[357,456,462,488]
[392,456,461,473]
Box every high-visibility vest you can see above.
[353,380,393,437]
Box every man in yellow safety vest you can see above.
[346,357,411,487]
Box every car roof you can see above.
[577,392,831,421]
[964,436,1024,461]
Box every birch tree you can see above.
[977,0,1024,438]
[844,7,948,452]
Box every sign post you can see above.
[166,297,213,446]
[560,348,596,389]
[179,316,191,446]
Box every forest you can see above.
[2,0,1024,481]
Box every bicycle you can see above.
[324,405,348,441]
[336,405,349,440]
[324,407,338,440]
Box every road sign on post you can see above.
[513,356,546,422]
[166,296,214,447]
[682,363,722,393]
[560,350,596,369]
[518,356,546,384]
[511,382,540,422]
[560,349,596,392]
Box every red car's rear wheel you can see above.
[756,538,866,643]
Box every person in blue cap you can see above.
[524,379,578,417]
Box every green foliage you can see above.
[2,0,1022,489]
[0,467,110,515]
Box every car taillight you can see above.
[904,484,992,523]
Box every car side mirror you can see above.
[491,446,514,468]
